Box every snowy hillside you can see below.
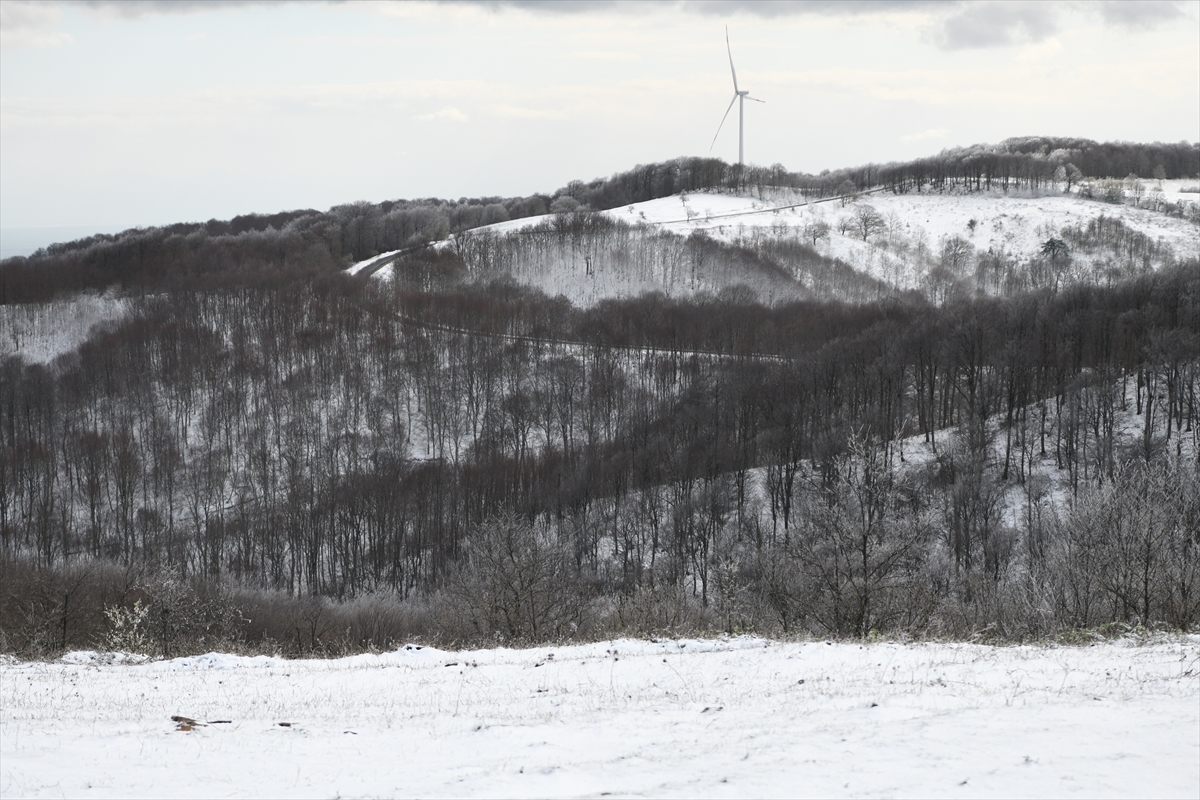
[363,184,1198,306]
[0,293,129,365]
[601,184,1199,263]
[3,636,1196,798]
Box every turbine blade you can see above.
[726,25,739,93]
[709,93,738,151]
[745,96,765,103]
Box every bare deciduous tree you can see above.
[851,205,886,242]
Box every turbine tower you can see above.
[710,26,764,167]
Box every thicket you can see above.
[2,263,1197,657]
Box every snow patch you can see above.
[346,249,404,276]
[0,292,129,364]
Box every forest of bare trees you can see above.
[2,257,1197,656]
[2,137,1197,657]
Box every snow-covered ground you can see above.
[3,637,1197,798]
[390,185,1197,306]
[459,186,1199,259]
[0,293,129,364]
[347,249,405,279]
[605,187,1199,262]
[812,190,1199,277]
[604,188,1200,297]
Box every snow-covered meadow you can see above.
[3,637,1197,798]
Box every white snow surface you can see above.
[615,187,1198,259]
[347,249,404,276]
[462,187,1199,263]
[1,293,129,364]
[4,637,1197,798]
[408,187,1199,305]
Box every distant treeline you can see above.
[851,137,1200,195]
[3,138,1196,303]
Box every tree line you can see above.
[4,139,1195,304]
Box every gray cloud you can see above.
[678,1,944,17]
[69,0,294,18]
[454,0,621,12]
[40,0,1200,49]
[933,2,1060,49]
[0,2,73,48]
[928,1,1191,50]
[454,1,1194,47]
[1098,0,1189,29]
[453,0,943,17]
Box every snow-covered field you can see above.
[3,637,1197,798]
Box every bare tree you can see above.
[802,219,830,247]
[851,205,886,242]
[446,514,582,642]
[790,437,930,637]
[939,235,974,276]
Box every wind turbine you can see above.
[710,26,764,168]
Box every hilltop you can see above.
[2,136,1196,305]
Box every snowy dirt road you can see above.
[2,637,1197,798]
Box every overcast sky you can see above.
[1,0,1197,255]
